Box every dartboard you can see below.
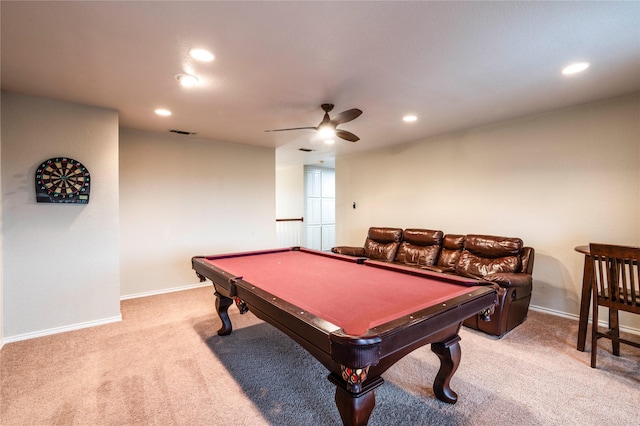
[35,157,91,204]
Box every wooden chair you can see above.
[589,243,640,368]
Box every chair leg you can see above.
[609,308,620,356]
[591,296,598,368]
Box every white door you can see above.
[304,167,335,251]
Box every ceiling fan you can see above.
[265,103,363,142]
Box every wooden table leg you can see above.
[577,255,592,351]
[334,386,376,426]
[214,291,234,336]
[329,373,384,426]
[431,335,461,404]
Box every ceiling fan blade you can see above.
[264,126,317,132]
[335,129,360,142]
[331,108,362,125]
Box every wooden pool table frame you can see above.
[192,247,497,426]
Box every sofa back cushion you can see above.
[436,234,466,269]
[364,227,403,262]
[455,234,523,278]
[394,229,443,266]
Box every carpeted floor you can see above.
[1,286,639,425]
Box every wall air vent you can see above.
[298,148,314,152]
[169,129,198,136]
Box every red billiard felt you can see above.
[205,249,482,335]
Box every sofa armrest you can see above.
[331,246,366,257]
[483,272,532,288]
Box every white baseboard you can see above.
[529,304,640,336]
[2,283,210,345]
[120,282,210,300]
[3,315,122,344]
[529,304,580,320]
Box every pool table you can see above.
[192,247,497,425]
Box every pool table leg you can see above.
[330,374,383,426]
[431,335,461,404]
[334,385,375,426]
[214,291,234,336]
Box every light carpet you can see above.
[1,286,639,425]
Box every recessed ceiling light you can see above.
[155,108,172,116]
[403,115,418,122]
[174,73,199,87]
[562,62,590,75]
[190,48,214,62]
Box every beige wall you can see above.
[276,165,304,219]
[119,128,276,297]
[2,90,638,339]
[1,94,276,339]
[336,93,640,330]
[1,92,121,339]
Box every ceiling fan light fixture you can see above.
[174,73,199,87]
[318,125,335,138]
[264,104,361,143]
[324,139,335,145]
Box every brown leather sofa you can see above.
[332,227,535,337]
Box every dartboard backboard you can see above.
[35,157,91,204]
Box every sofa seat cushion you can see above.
[422,265,455,273]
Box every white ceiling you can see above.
[2,1,639,169]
